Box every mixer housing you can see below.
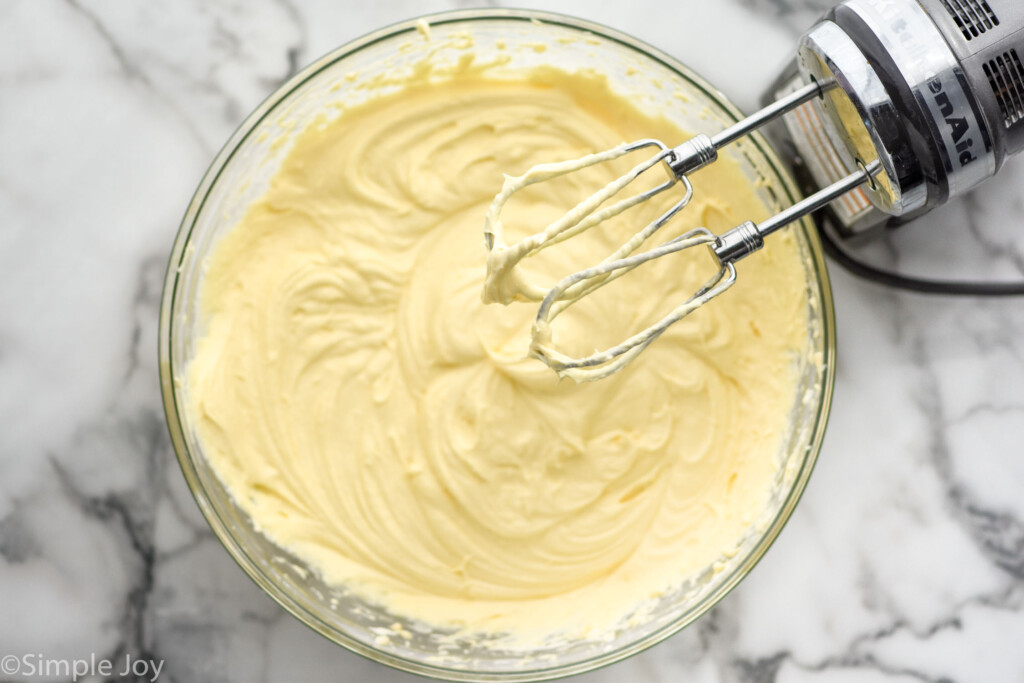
[766,0,1024,235]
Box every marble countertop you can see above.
[3,1,1024,681]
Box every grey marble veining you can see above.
[2,1,1024,682]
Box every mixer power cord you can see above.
[817,221,1024,296]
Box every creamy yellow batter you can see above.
[187,63,811,644]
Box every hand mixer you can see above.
[482,0,1024,382]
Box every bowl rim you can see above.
[159,8,837,681]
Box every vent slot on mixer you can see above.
[983,49,1024,127]
[939,0,999,40]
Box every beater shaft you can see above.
[713,159,882,264]
[669,79,832,176]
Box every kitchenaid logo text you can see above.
[928,76,977,167]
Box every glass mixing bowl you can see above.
[159,10,836,681]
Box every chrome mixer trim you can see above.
[798,20,925,215]
[839,0,996,198]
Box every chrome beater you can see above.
[483,0,1024,382]
[483,81,880,382]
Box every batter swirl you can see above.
[187,67,810,640]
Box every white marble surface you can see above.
[2,1,1024,681]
